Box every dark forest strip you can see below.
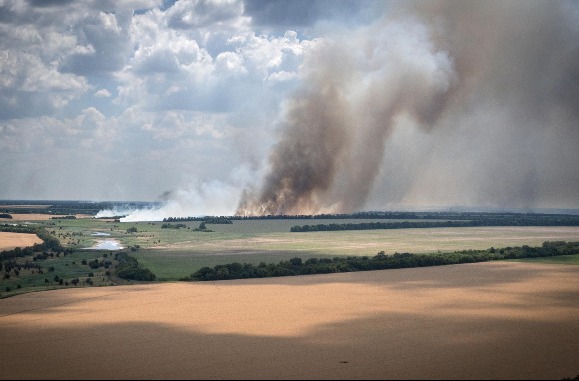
[183,241,579,282]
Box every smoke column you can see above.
[237,0,579,216]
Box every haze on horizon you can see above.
[1,0,578,218]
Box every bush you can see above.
[115,252,156,281]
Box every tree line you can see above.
[163,217,233,224]
[290,216,579,232]
[182,241,579,282]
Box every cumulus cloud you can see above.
[167,0,247,29]
[0,50,89,119]
[94,89,112,97]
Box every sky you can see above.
[1,0,578,217]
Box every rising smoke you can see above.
[237,0,579,216]
[113,180,243,221]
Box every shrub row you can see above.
[290,217,579,232]
[184,241,579,282]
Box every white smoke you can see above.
[95,207,142,218]
[116,163,259,221]
[116,180,243,222]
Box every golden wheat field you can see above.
[1,261,578,380]
[0,213,91,221]
[0,232,43,251]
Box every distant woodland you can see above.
[289,215,579,232]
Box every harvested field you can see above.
[0,232,42,251]
[1,261,578,380]
[0,213,92,221]
[0,213,92,222]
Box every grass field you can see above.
[514,253,579,265]
[9,217,579,280]
[0,250,119,297]
[133,224,579,279]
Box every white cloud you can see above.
[0,0,375,204]
[0,0,324,202]
[94,89,112,97]
[0,50,89,117]
[227,30,316,80]
[113,5,319,119]
[167,0,248,29]
[215,51,247,75]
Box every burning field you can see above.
[1,261,577,380]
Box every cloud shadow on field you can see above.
[1,306,578,380]
[1,262,578,380]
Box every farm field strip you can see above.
[143,226,579,255]
[0,232,43,251]
[0,213,92,221]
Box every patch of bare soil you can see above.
[0,232,43,251]
[0,261,578,380]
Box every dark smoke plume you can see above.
[237,0,579,216]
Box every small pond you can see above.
[84,239,124,250]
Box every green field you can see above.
[3,217,579,283]
[513,253,579,265]
[30,218,579,280]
